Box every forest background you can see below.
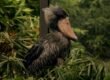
[0,0,110,80]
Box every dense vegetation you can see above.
[0,0,110,80]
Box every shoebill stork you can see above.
[24,6,78,75]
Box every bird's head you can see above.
[43,6,78,41]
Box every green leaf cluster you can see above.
[0,0,110,80]
[0,0,39,79]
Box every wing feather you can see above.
[24,43,43,67]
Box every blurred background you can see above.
[0,0,110,80]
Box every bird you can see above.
[24,6,78,76]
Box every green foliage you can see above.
[0,0,39,79]
[0,0,110,80]
[26,0,40,15]
[0,55,25,78]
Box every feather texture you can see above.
[24,32,70,75]
[24,6,75,76]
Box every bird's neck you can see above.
[51,30,69,40]
[53,31,71,48]
[51,31,70,45]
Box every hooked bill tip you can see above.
[72,35,78,41]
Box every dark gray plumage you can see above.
[25,32,70,75]
[24,6,77,75]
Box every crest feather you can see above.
[42,5,60,24]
